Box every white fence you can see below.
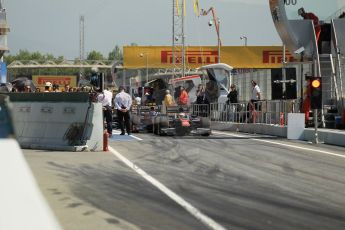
[192,99,302,126]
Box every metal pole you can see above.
[181,0,185,78]
[314,109,319,144]
[300,53,304,112]
[172,0,176,77]
[123,69,126,87]
[146,54,148,84]
[218,19,221,63]
[282,44,286,99]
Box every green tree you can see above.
[108,45,123,61]
[3,49,61,64]
[87,50,104,60]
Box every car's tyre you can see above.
[201,133,210,137]
[175,120,187,136]
[131,114,140,125]
[200,117,211,128]
[159,116,169,136]
[153,117,160,135]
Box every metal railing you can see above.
[192,99,302,126]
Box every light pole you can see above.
[209,18,221,63]
[139,53,149,84]
[207,18,221,63]
[201,7,221,63]
[240,35,247,46]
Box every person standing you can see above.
[250,80,261,104]
[97,87,113,136]
[52,84,60,92]
[303,77,312,126]
[164,90,175,106]
[227,84,238,121]
[196,84,206,104]
[64,84,71,92]
[114,86,132,135]
[298,8,321,43]
[227,84,238,104]
[44,82,52,92]
[178,86,189,105]
[162,89,175,114]
[247,80,261,122]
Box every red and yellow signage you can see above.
[123,46,296,69]
[32,75,77,89]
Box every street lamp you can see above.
[139,52,148,84]
[240,36,247,46]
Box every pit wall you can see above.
[212,120,345,148]
[5,93,103,151]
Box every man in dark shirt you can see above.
[227,84,238,104]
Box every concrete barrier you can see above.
[303,128,345,147]
[212,121,345,147]
[5,93,103,151]
[211,122,287,137]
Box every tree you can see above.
[3,49,59,64]
[108,45,123,61]
[87,50,104,60]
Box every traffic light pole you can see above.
[314,109,319,144]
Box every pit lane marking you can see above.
[213,131,345,159]
[111,131,143,141]
[109,146,227,230]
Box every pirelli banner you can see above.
[32,75,77,89]
[123,46,296,69]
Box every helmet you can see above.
[91,67,99,73]
[45,82,52,87]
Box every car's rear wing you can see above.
[131,105,162,114]
[166,105,190,114]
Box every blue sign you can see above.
[0,62,7,83]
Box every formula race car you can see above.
[153,105,211,136]
[131,105,160,133]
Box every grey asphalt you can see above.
[23,131,345,230]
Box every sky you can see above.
[5,0,283,60]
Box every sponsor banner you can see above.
[123,46,296,69]
[32,75,77,89]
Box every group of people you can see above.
[161,86,190,108]
[225,80,261,123]
[12,81,94,93]
[97,86,133,137]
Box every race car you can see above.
[153,105,211,136]
[131,105,161,133]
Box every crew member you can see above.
[164,90,175,106]
[298,8,321,42]
[303,77,312,126]
[178,86,189,105]
[114,86,132,135]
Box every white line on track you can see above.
[213,131,345,159]
[112,131,143,141]
[109,146,227,230]
[129,134,143,141]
